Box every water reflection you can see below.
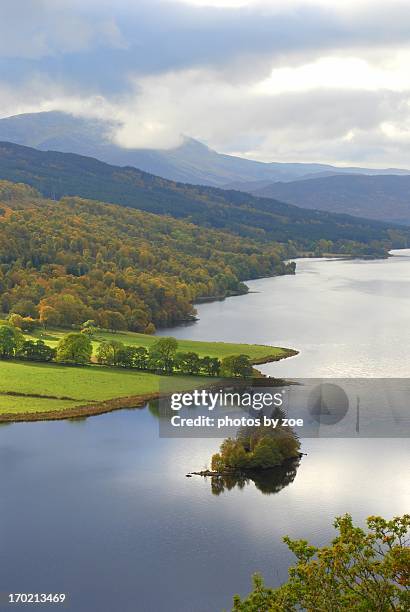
[209,457,301,496]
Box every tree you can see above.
[0,324,24,358]
[39,304,60,329]
[56,333,92,365]
[11,299,38,317]
[0,179,402,339]
[249,439,283,469]
[128,308,150,333]
[211,453,225,472]
[221,354,253,378]
[81,320,97,337]
[215,438,239,469]
[175,351,201,375]
[116,345,136,368]
[96,340,137,367]
[96,341,115,365]
[8,313,24,329]
[18,339,56,362]
[148,337,178,373]
[9,314,38,333]
[39,294,89,327]
[132,346,149,370]
[20,316,37,332]
[109,341,126,366]
[233,514,410,611]
[200,356,221,376]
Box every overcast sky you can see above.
[2,0,410,166]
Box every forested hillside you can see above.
[0,142,408,252]
[0,181,294,331]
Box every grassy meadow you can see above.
[0,327,294,420]
[25,327,290,361]
[0,360,207,415]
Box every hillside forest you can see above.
[0,181,296,332]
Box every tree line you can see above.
[0,324,253,378]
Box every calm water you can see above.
[1,253,409,611]
[161,250,410,377]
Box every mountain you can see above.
[0,180,292,331]
[250,175,410,226]
[0,140,407,255]
[0,111,409,187]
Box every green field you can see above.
[0,360,207,415]
[27,327,289,361]
[0,328,294,419]
[0,393,80,414]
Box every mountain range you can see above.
[1,111,410,227]
[0,111,409,188]
[0,140,407,255]
[238,175,410,226]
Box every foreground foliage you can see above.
[233,514,410,611]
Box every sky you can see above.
[1,0,410,166]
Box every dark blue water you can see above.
[1,254,409,611]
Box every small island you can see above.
[189,421,302,495]
[190,419,301,482]
[211,422,301,471]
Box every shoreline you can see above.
[8,245,398,426]
[0,347,298,424]
[170,250,391,325]
[2,249,393,426]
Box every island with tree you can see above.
[211,423,301,472]
[189,419,302,493]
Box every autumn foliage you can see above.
[233,514,410,611]
[0,181,292,332]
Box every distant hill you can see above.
[0,111,409,187]
[250,175,410,225]
[0,141,407,255]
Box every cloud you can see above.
[0,1,127,59]
[105,67,410,167]
[1,0,410,165]
[254,54,410,94]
